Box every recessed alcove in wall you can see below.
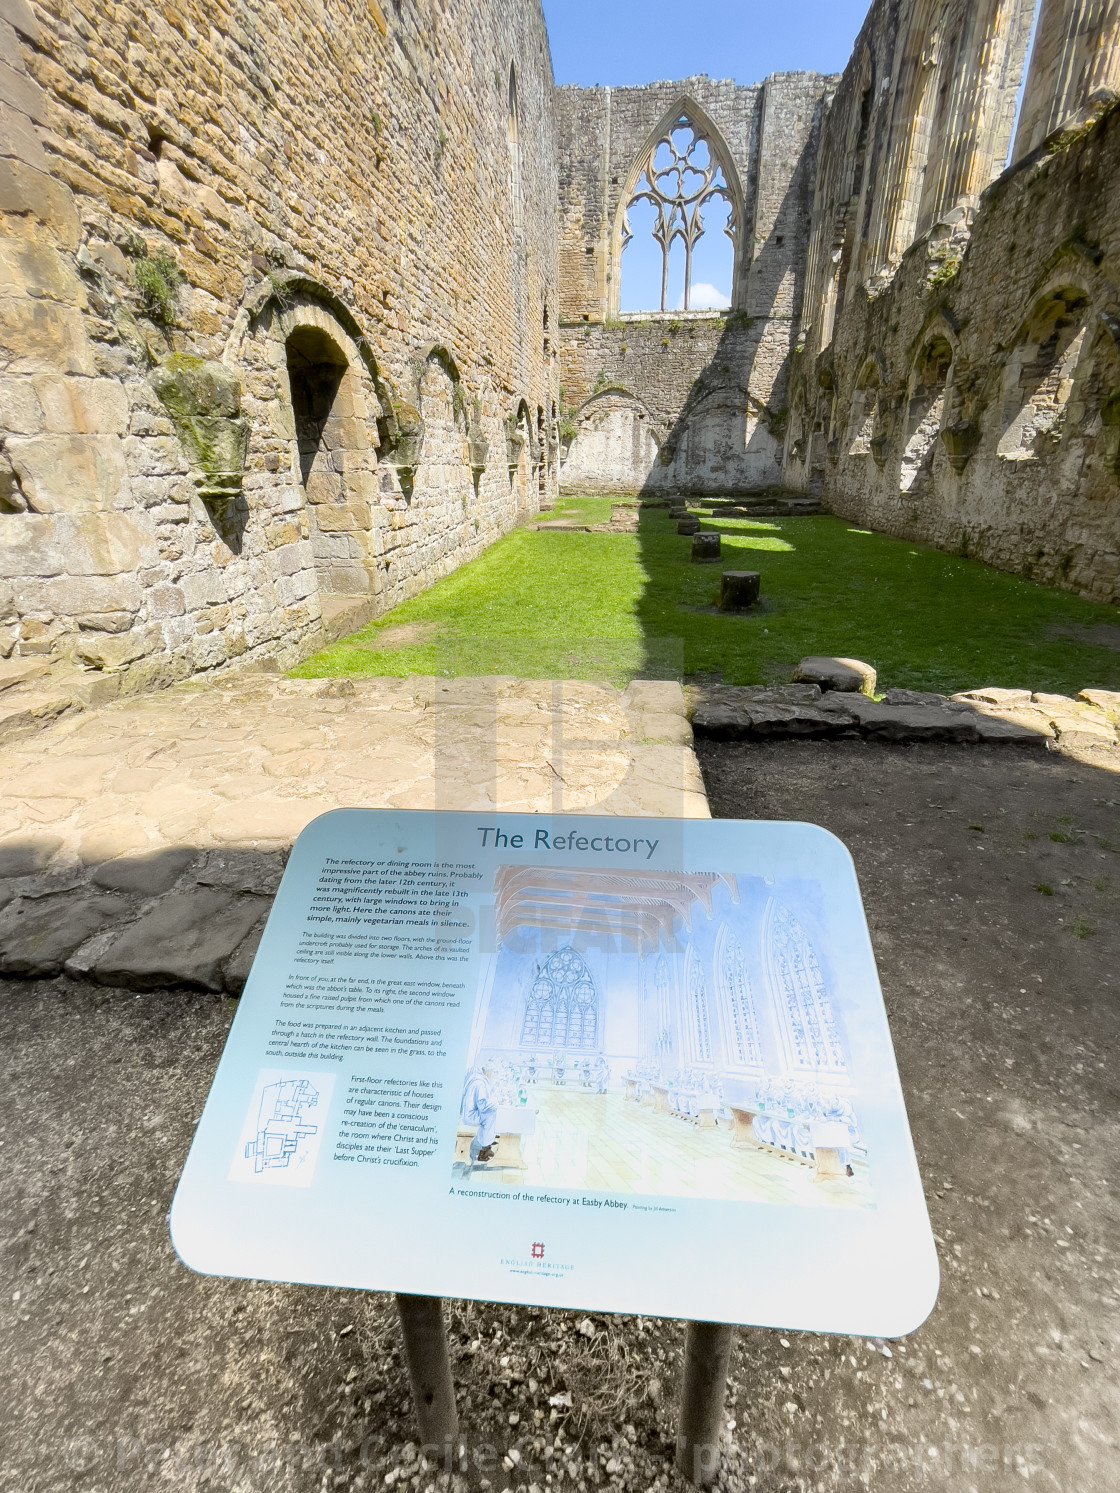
[997,287,1090,462]
[284,324,373,595]
[286,327,348,490]
[900,336,953,493]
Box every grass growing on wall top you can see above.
[292,499,1120,696]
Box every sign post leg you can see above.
[675,1319,737,1486]
[394,1293,460,1447]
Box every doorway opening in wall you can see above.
[619,112,736,313]
[286,328,347,489]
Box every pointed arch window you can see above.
[521,946,597,1049]
[507,65,523,233]
[716,928,762,1069]
[620,111,736,314]
[685,946,712,1065]
[764,900,846,1074]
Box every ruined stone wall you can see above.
[0,0,558,690]
[555,73,831,496]
[785,0,1120,605]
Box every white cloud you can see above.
[687,282,731,310]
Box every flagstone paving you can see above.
[0,674,707,992]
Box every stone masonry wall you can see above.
[784,0,1120,606]
[0,0,558,691]
[555,73,831,496]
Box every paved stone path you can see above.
[0,675,706,992]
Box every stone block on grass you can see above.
[719,571,760,610]
[794,655,876,695]
[691,532,721,563]
[676,516,699,535]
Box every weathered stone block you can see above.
[952,687,1034,708]
[88,887,272,990]
[32,375,130,436]
[1079,688,1120,722]
[794,655,877,695]
[54,513,152,576]
[0,656,47,690]
[677,516,700,534]
[622,680,687,715]
[691,532,721,563]
[0,833,61,875]
[719,570,760,609]
[692,701,857,739]
[0,100,46,169]
[92,846,199,893]
[5,433,126,513]
[41,574,141,616]
[0,373,42,434]
[821,695,979,741]
[0,0,40,41]
[0,296,95,375]
[0,890,132,976]
[74,623,160,671]
[0,513,64,578]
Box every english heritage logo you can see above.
[500,1242,574,1279]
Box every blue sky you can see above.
[541,0,870,89]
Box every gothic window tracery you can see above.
[716,928,762,1069]
[521,946,597,1048]
[686,946,712,1064]
[764,900,846,1074]
[620,112,736,313]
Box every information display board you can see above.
[171,810,938,1336]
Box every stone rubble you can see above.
[0,674,708,993]
[691,684,1120,752]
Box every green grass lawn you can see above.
[292,497,1120,695]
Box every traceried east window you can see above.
[521,946,598,1049]
[619,112,735,314]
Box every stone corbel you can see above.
[505,420,526,483]
[940,419,980,473]
[151,356,248,505]
[870,433,890,468]
[380,398,425,502]
[468,421,489,495]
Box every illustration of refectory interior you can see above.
[455,865,873,1208]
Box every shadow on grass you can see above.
[629,504,1120,694]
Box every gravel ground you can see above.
[1,739,1118,1492]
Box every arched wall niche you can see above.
[995,283,1092,460]
[900,332,955,493]
[609,96,745,318]
[560,387,661,494]
[227,288,386,600]
[846,353,887,456]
